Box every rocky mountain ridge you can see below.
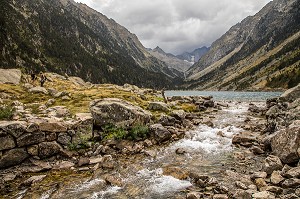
[0,0,182,89]
[148,46,192,74]
[186,0,300,90]
[176,46,209,63]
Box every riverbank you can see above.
[0,69,299,199]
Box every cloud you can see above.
[74,0,271,54]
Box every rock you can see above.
[57,133,71,146]
[252,191,275,199]
[30,159,52,170]
[264,155,283,174]
[53,161,75,170]
[89,157,103,164]
[26,123,39,133]
[158,114,176,126]
[46,106,70,118]
[17,132,45,147]
[170,110,186,121]
[213,194,228,199]
[186,192,202,199]
[232,189,253,199]
[148,101,169,112]
[104,175,123,187]
[271,126,300,164]
[232,131,257,145]
[254,178,267,190]
[251,146,265,155]
[251,172,267,180]
[204,100,214,108]
[38,141,62,159]
[262,186,283,194]
[75,113,93,122]
[54,91,69,98]
[102,161,115,169]
[90,98,152,127]
[28,86,48,95]
[22,175,47,186]
[0,134,16,151]
[0,121,27,138]
[280,83,300,102]
[248,104,263,113]
[0,69,21,84]
[39,122,67,133]
[45,99,56,107]
[265,105,280,119]
[0,148,29,169]
[282,178,300,188]
[162,166,189,180]
[175,148,186,154]
[285,166,300,178]
[68,76,87,86]
[236,181,248,190]
[270,170,285,185]
[27,145,39,156]
[150,124,172,143]
[78,157,90,166]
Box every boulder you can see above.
[158,114,176,126]
[0,134,16,151]
[282,178,300,188]
[150,124,172,143]
[264,155,283,174]
[0,69,21,84]
[17,132,45,147]
[38,141,62,159]
[187,192,202,199]
[68,76,86,86]
[270,171,285,185]
[39,122,67,133]
[170,110,186,121]
[22,175,47,186]
[57,132,71,145]
[46,106,70,118]
[280,83,300,102]
[148,102,169,112]
[90,98,152,127]
[285,166,300,178]
[28,87,48,95]
[213,194,228,199]
[0,121,27,138]
[0,148,29,169]
[271,126,300,164]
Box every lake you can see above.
[165,90,283,101]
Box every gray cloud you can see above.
[74,0,271,54]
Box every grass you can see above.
[0,104,14,120]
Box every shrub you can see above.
[128,124,149,140]
[0,105,14,120]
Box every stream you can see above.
[39,101,260,199]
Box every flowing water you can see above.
[19,92,282,199]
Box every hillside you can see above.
[185,0,300,91]
[0,0,182,89]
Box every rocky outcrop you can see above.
[280,83,300,102]
[90,98,152,127]
[271,126,300,164]
[0,69,22,85]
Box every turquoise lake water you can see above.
[165,90,283,101]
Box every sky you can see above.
[74,0,272,55]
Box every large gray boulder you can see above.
[28,86,48,95]
[280,83,300,102]
[38,141,62,159]
[0,148,29,169]
[150,124,172,143]
[90,98,152,127]
[0,121,27,138]
[148,101,169,112]
[271,126,300,164]
[0,69,22,85]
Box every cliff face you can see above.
[186,0,300,90]
[0,0,181,89]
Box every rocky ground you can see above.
[0,69,299,199]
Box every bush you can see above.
[0,105,14,120]
[128,124,149,140]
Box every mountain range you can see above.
[185,0,300,90]
[0,0,182,89]
[1,0,299,90]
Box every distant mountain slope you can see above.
[0,0,182,89]
[186,0,300,90]
[148,46,192,74]
[176,47,209,63]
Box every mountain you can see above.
[148,46,192,74]
[186,0,300,90]
[176,47,209,63]
[0,0,182,89]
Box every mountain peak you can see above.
[153,46,166,54]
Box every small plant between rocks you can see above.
[0,104,14,120]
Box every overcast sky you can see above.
[74,0,271,55]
